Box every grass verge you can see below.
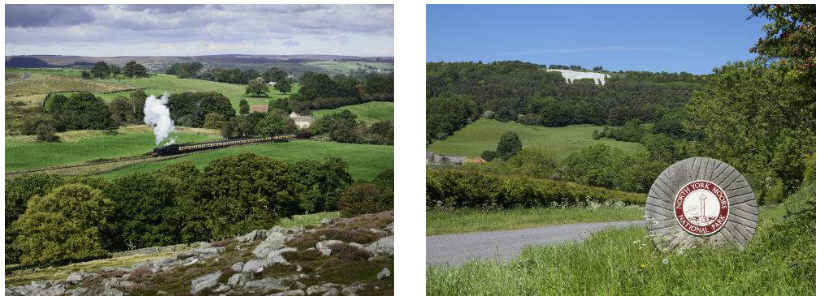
[426,183,816,295]
[427,205,642,235]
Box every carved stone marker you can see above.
[645,157,758,252]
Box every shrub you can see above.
[35,124,59,142]
[239,99,250,115]
[202,112,225,130]
[106,173,182,250]
[12,184,113,266]
[338,182,393,217]
[426,169,646,210]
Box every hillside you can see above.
[6,211,394,296]
[312,102,394,124]
[427,119,645,159]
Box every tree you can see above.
[255,109,296,136]
[12,184,113,266]
[109,96,131,125]
[168,91,235,127]
[221,119,237,139]
[35,124,58,142]
[166,62,203,78]
[57,92,115,130]
[496,132,522,160]
[81,70,91,79]
[239,99,250,115]
[268,98,291,112]
[202,112,225,130]
[749,4,816,83]
[290,158,353,213]
[91,61,109,79]
[106,173,181,250]
[193,153,301,239]
[275,78,292,94]
[337,182,393,217]
[123,60,148,78]
[246,79,270,97]
[263,67,287,83]
[109,64,121,79]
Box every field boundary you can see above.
[41,87,143,107]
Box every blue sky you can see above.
[427,5,768,74]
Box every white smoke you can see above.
[143,94,176,146]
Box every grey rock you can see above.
[231,262,244,272]
[227,272,253,287]
[66,271,97,283]
[190,271,222,295]
[253,228,289,258]
[213,284,231,293]
[102,288,125,296]
[315,240,343,256]
[242,259,266,273]
[376,268,391,280]
[237,229,268,243]
[342,282,365,296]
[243,277,290,293]
[321,218,332,225]
[366,236,394,255]
[265,247,296,265]
[273,289,305,296]
[306,283,341,296]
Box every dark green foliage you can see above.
[109,64,121,78]
[275,78,292,94]
[495,132,522,160]
[81,70,91,79]
[262,67,287,83]
[123,60,148,78]
[12,184,113,266]
[239,99,250,115]
[106,173,182,250]
[5,174,66,264]
[373,168,394,190]
[481,150,498,162]
[749,4,815,83]
[107,90,146,125]
[245,78,270,97]
[166,62,204,78]
[202,112,225,130]
[168,91,235,127]
[254,109,296,136]
[426,94,478,143]
[269,98,291,112]
[338,182,393,217]
[54,92,115,130]
[479,148,557,179]
[314,110,361,143]
[193,153,301,239]
[367,120,394,145]
[426,169,645,210]
[91,61,109,78]
[35,124,58,142]
[291,158,354,213]
[559,144,665,193]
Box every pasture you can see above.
[4,72,132,105]
[312,101,394,124]
[305,61,393,74]
[427,119,646,159]
[426,183,816,296]
[5,126,221,172]
[99,140,394,181]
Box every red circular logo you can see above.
[674,180,729,236]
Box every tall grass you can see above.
[427,183,815,295]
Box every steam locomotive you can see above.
[151,132,311,157]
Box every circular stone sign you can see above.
[645,157,758,252]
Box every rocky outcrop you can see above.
[6,211,394,296]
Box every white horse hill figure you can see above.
[547,69,611,86]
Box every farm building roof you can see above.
[250,105,268,113]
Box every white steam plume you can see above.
[143,94,176,146]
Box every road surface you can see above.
[426,221,644,266]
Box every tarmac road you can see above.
[426,221,645,266]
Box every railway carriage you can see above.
[151,132,311,157]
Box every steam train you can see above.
[151,132,311,157]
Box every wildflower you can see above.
[640,263,646,268]
[662,258,669,265]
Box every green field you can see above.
[427,206,642,235]
[99,140,393,181]
[427,119,646,159]
[312,101,394,124]
[4,69,299,113]
[5,128,221,172]
[304,61,393,74]
[427,183,816,296]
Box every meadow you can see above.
[5,126,221,172]
[426,119,646,159]
[4,72,132,105]
[304,61,393,74]
[426,183,816,296]
[427,206,642,235]
[312,101,394,124]
[99,140,393,181]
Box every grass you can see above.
[427,119,646,159]
[304,61,393,74]
[312,101,394,124]
[99,140,393,181]
[278,211,341,228]
[93,73,299,112]
[426,183,816,296]
[427,205,643,235]
[5,126,221,172]
[4,72,132,105]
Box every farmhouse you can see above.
[290,111,313,129]
[250,105,268,114]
